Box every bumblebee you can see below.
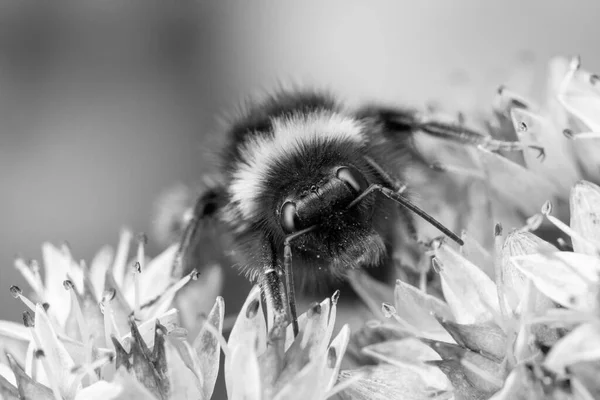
[173,90,543,336]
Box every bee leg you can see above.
[280,225,318,337]
[362,155,417,240]
[283,242,299,337]
[260,239,290,340]
[358,106,545,159]
[172,186,226,277]
[414,114,545,160]
[348,176,463,246]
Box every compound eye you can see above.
[280,201,297,233]
[336,166,367,193]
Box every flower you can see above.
[345,179,600,399]
[223,285,354,400]
[0,230,223,399]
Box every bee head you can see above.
[279,165,368,234]
[273,159,392,283]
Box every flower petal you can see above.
[0,362,18,399]
[192,296,224,400]
[89,245,114,301]
[511,252,600,311]
[144,267,218,322]
[319,324,350,394]
[272,358,324,400]
[127,320,167,399]
[74,381,122,400]
[119,309,179,351]
[82,368,159,400]
[501,231,558,313]
[103,271,134,336]
[545,322,600,373]
[570,180,600,256]
[438,320,506,362]
[33,304,79,398]
[431,359,498,398]
[510,108,579,194]
[336,364,450,400]
[126,245,178,307]
[226,285,266,396]
[285,297,333,361]
[175,264,224,333]
[6,353,54,400]
[165,339,203,400]
[42,243,76,327]
[557,57,600,132]
[228,331,261,400]
[478,148,558,216]
[393,279,453,341]
[435,242,501,324]
[570,362,600,400]
[362,337,441,366]
[423,339,504,392]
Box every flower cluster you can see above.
[348,179,600,399]
[0,230,223,400]
[339,55,600,399]
[2,54,600,400]
[0,229,355,400]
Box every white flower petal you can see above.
[165,339,203,400]
[0,321,31,343]
[501,231,558,314]
[435,243,501,324]
[89,245,114,301]
[478,148,558,216]
[545,322,600,373]
[126,245,178,307]
[273,358,324,400]
[362,337,441,366]
[285,297,333,358]
[319,324,350,394]
[0,363,16,388]
[510,108,579,194]
[119,309,179,352]
[228,331,261,400]
[570,180,600,256]
[193,296,224,400]
[175,264,224,333]
[33,304,79,398]
[74,381,122,400]
[512,252,600,311]
[42,243,74,327]
[337,364,450,400]
[226,286,266,396]
[393,279,454,341]
[557,60,600,132]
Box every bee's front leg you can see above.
[260,238,290,341]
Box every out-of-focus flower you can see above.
[346,179,600,399]
[400,56,600,273]
[0,231,223,399]
[223,285,354,400]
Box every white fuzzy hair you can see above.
[228,110,366,220]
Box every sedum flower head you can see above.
[0,231,223,400]
[346,179,600,399]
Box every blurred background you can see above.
[0,0,599,391]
